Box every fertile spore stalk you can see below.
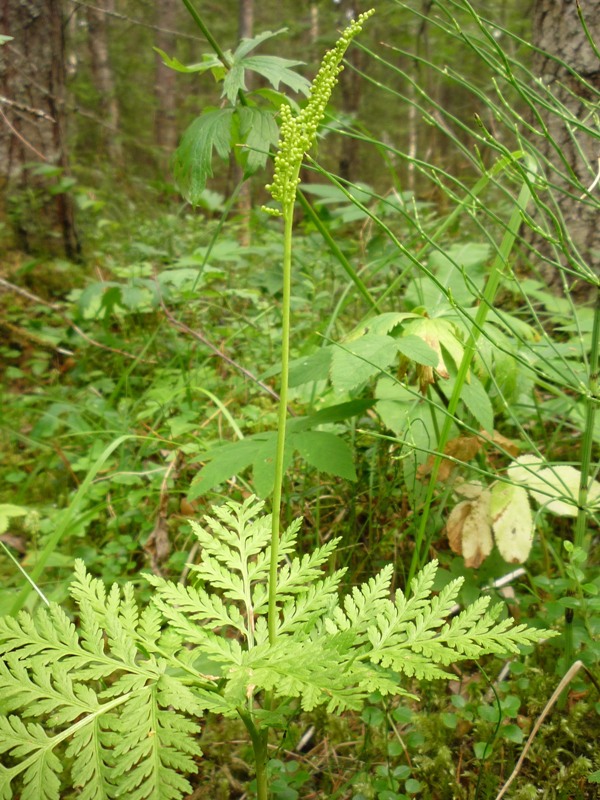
[263,9,375,647]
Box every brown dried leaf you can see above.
[446,500,471,555]
[418,435,482,481]
[0,533,26,554]
[416,364,435,394]
[481,429,520,458]
[445,490,493,568]
[144,513,171,573]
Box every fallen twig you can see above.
[494,659,600,799]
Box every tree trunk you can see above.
[236,0,254,246]
[529,0,600,298]
[87,0,122,163]
[155,0,179,158]
[0,0,79,259]
[337,1,365,183]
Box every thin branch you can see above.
[69,0,204,41]
[0,108,49,161]
[0,94,55,121]
[494,660,600,800]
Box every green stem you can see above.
[574,284,600,553]
[180,0,232,69]
[180,0,248,106]
[268,200,294,645]
[406,177,532,586]
[564,285,600,669]
[238,709,270,800]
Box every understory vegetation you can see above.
[0,1,599,798]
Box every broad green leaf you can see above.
[119,285,151,311]
[439,368,494,433]
[237,55,310,96]
[359,312,420,336]
[374,379,414,436]
[490,483,533,563]
[289,399,373,432]
[189,400,370,499]
[458,373,494,433]
[395,335,439,367]
[403,317,463,378]
[190,433,296,499]
[292,431,357,480]
[172,108,234,205]
[287,347,333,387]
[428,242,490,305]
[251,435,294,499]
[237,106,280,175]
[331,334,399,393]
[222,47,309,104]
[189,436,269,499]
[222,62,246,105]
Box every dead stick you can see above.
[494,660,599,800]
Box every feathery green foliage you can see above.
[0,497,556,799]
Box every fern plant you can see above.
[0,495,556,800]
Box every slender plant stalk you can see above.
[563,285,600,667]
[257,14,375,796]
[239,710,270,800]
[264,9,375,646]
[268,201,294,644]
[574,285,600,553]
[180,0,230,70]
[406,175,533,585]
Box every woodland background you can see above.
[1,1,599,799]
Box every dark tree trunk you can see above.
[336,1,366,183]
[0,0,80,259]
[87,0,122,163]
[529,0,600,298]
[236,0,254,246]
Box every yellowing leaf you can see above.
[490,483,533,563]
[488,430,520,458]
[402,317,464,391]
[454,480,486,499]
[507,455,600,517]
[446,490,493,568]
